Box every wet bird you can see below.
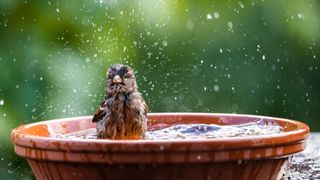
[92,64,148,139]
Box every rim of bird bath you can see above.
[11,113,309,163]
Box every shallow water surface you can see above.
[146,120,282,140]
[51,119,283,140]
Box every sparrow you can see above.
[92,64,148,139]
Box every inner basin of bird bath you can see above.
[12,113,309,180]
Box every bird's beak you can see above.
[112,75,122,84]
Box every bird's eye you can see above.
[118,68,126,77]
[123,75,129,79]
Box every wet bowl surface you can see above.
[11,113,309,180]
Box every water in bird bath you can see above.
[52,119,283,140]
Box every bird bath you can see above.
[11,113,309,180]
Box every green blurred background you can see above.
[0,0,319,178]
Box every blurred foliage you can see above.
[0,0,319,178]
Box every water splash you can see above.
[146,120,282,140]
[52,119,283,140]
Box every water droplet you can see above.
[85,57,91,63]
[0,100,4,106]
[297,13,304,19]
[239,1,245,8]
[227,21,233,32]
[7,170,13,174]
[162,40,168,47]
[147,52,152,59]
[204,86,207,91]
[213,85,220,92]
[219,48,223,53]
[206,14,212,19]
[213,12,220,19]
[206,12,220,20]
[56,8,60,13]
[262,55,266,60]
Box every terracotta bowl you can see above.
[11,113,309,180]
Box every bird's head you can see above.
[106,64,137,94]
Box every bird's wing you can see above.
[92,105,107,122]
